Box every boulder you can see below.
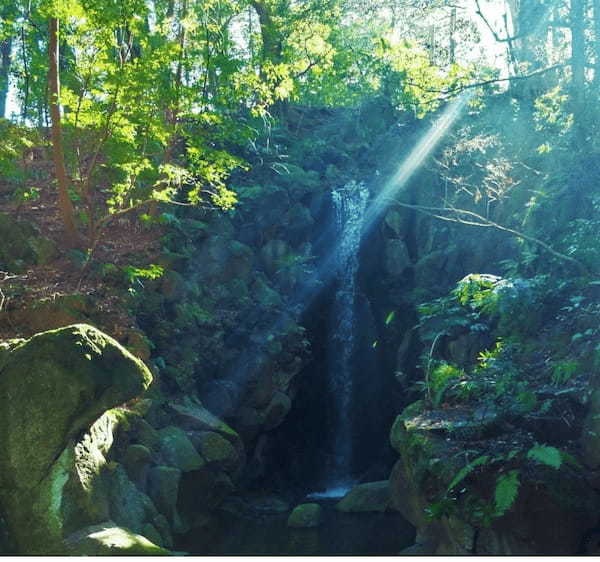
[158,426,205,472]
[335,481,390,513]
[64,522,171,556]
[287,504,322,528]
[197,431,239,471]
[0,324,152,554]
[123,444,153,484]
[148,466,181,523]
[108,465,158,535]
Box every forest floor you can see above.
[0,157,162,340]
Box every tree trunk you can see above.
[570,0,586,144]
[250,0,284,67]
[48,17,79,247]
[593,0,600,89]
[0,35,11,119]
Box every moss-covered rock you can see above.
[158,425,205,472]
[197,431,239,470]
[64,522,172,555]
[335,481,390,513]
[0,324,152,554]
[287,503,322,528]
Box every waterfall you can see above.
[327,180,369,488]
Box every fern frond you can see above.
[494,470,520,516]
[447,455,489,491]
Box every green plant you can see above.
[551,359,579,385]
[429,362,465,407]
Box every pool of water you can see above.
[177,498,416,556]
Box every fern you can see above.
[447,455,490,491]
[494,470,520,516]
[526,444,562,469]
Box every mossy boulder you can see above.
[197,431,239,470]
[158,425,206,472]
[335,481,390,513]
[287,503,322,528]
[0,324,152,554]
[64,522,171,555]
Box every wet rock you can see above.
[335,481,390,513]
[287,504,322,528]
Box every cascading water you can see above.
[326,180,369,490]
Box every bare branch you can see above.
[390,201,591,274]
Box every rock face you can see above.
[0,324,155,555]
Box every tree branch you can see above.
[391,201,591,274]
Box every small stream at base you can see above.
[178,498,416,556]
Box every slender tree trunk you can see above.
[48,17,79,247]
[570,0,586,144]
[593,0,600,89]
[449,7,456,65]
[0,35,11,119]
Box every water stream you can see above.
[327,181,370,489]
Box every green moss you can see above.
[0,324,153,554]
[198,432,238,467]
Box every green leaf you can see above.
[526,444,562,469]
[494,470,520,516]
[447,455,489,492]
[385,311,396,325]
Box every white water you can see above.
[328,180,369,486]
[306,484,355,500]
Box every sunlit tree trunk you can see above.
[48,17,79,247]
